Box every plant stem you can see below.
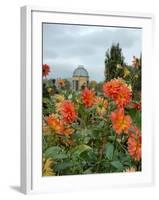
[108,134,117,172]
[112,134,117,159]
[117,139,128,153]
[96,136,107,173]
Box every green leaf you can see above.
[81,129,92,144]
[54,161,73,171]
[108,136,116,142]
[68,94,73,99]
[81,128,92,136]
[83,168,93,174]
[128,109,141,129]
[136,111,141,128]
[97,121,105,129]
[71,144,92,156]
[111,161,123,170]
[44,146,68,160]
[104,143,114,160]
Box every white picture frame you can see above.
[21,5,154,194]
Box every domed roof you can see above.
[73,65,89,77]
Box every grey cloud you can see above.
[43,24,142,82]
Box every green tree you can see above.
[104,43,125,81]
[131,55,142,99]
[89,80,97,89]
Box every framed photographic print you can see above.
[21,6,154,194]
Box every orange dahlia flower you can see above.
[128,126,141,161]
[57,79,65,87]
[95,97,108,116]
[110,109,132,135]
[42,64,50,77]
[63,127,74,136]
[103,78,132,108]
[59,100,77,124]
[81,87,96,108]
[46,114,64,135]
[47,114,74,136]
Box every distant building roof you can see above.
[73,65,89,77]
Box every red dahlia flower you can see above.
[133,102,141,111]
[42,64,50,77]
[81,87,96,108]
[59,100,77,124]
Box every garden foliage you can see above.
[42,56,141,176]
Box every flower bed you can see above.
[42,65,141,176]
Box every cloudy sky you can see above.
[43,23,142,82]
